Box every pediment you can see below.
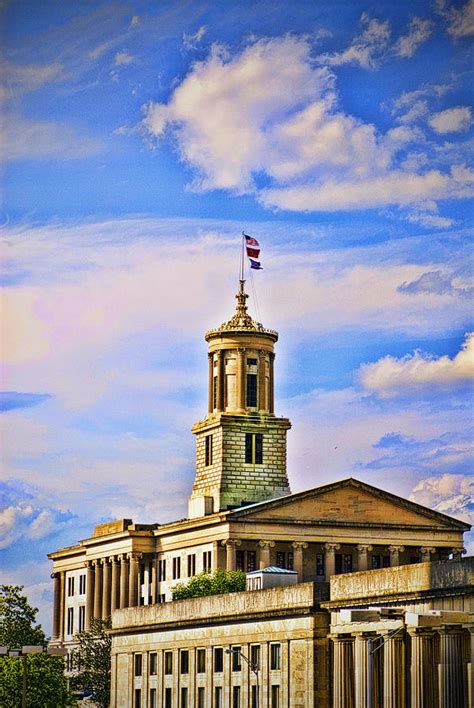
[231,479,469,529]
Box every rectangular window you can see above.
[247,358,258,366]
[205,435,213,466]
[134,654,142,677]
[181,687,188,708]
[214,647,223,672]
[67,576,75,597]
[134,689,141,708]
[187,554,196,577]
[215,687,223,708]
[382,555,390,568]
[247,551,257,572]
[245,433,263,464]
[67,607,74,635]
[343,554,353,573]
[276,551,285,569]
[270,644,281,671]
[197,648,206,673]
[158,559,166,582]
[180,650,189,675]
[149,652,157,676]
[245,433,253,463]
[79,574,86,595]
[159,593,166,603]
[197,688,205,708]
[316,553,325,577]
[78,605,85,632]
[255,433,263,464]
[165,688,172,708]
[232,647,241,671]
[203,550,212,572]
[251,686,259,708]
[164,651,173,675]
[172,557,181,580]
[335,553,342,574]
[287,552,294,571]
[149,689,156,708]
[246,373,257,407]
[250,645,260,671]
[232,686,241,708]
[236,550,245,571]
[271,685,280,708]
[372,555,381,570]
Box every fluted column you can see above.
[93,560,103,619]
[389,545,404,567]
[408,628,435,708]
[420,546,436,563]
[236,348,246,412]
[325,542,340,580]
[258,351,266,412]
[119,554,129,609]
[268,353,275,414]
[102,559,111,618]
[222,539,241,571]
[382,630,405,708]
[354,633,370,708]
[128,552,141,607]
[110,557,120,612]
[332,634,355,708]
[85,561,95,629]
[356,544,373,572]
[258,540,275,569]
[59,570,66,640]
[438,626,465,708]
[291,541,308,581]
[208,353,214,413]
[51,573,62,639]
[150,554,157,604]
[216,350,225,412]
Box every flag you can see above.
[244,234,259,247]
[249,258,263,270]
[246,246,260,259]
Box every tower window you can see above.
[213,377,217,409]
[205,435,213,466]
[246,373,257,407]
[245,433,263,464]
[247,358,257,366]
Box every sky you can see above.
[1,0,473,635]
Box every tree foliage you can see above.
[0,654,74,708]
[70,617,111,708]
[172,569,246,600]
[0,585,46,650]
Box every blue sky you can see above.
[1,0,473,633]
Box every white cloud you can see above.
[359,333,474,395]
[394,17,433,58]
[114,51,134,65]
[429,106,473,133]
[405,212,454,229]
[317,13,391,69]
[436,0,474,38]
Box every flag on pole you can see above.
[246,246,260,259]
[244,234,259,247]
[249,258,263,270]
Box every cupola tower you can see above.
[188,280,291,518]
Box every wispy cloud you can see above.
[394,17,433,58]
[436,0,474,38]
[183,25,207,50]
[114,51,134,66]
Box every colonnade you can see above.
[208,348,275,414]
[331,624,470,708]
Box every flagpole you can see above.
[240,231,245,282]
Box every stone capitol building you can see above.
[49,280,473,707]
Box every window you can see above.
[247,373,257,407]
[172,557,181,580]
[247,358,258,366]
[250,645,260,670]
[181,687,188,708]
[236,549,244,571]
[205,435,213,466]
[134,689,141,708]
[165,688,172,708]
[232,647,241,671]
[276,551,286,569]
[287,552,294,571]
[232,686,241,708]
[203,550,212,572]
[247,550,257,572]
[245,433,263,464]
[134,654,142,677]
[158,594,166,603]
[164,651,173,675]
[343,554,353,573]
[213,377,218,410]
[215,687,223,708]
[238,549,257,572]
[78,605,85,631]
[316,553,325,577]
[197,688,205,708]
[149,689,156,708]
[251,686,259,708]
[187,554,196,577]
[214,647,223,672]
[197,649,206,673]
[270,644,281,671]
[149,653,157,676]
[271,685,280,708]
[67,607,74,635]
[79,574,86,595]
[410,556,420,564]
[139,562,145,585]
[158,559,166,582]
[67,576,75,597]
[180,650,189,674]
[373,555,390,568]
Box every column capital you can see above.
[258,349,266,359]
[325,542,341,552]
[291,541,308,550]
[92,559,102,568]
[450,546,466,559]
[437,625,465,636]
[221,538,242,548]
[127,551,142,561]
[237,347,246,355]
[330,633,354,642]
[258,540,275,549]
[406,627,435,638]
[420,546,436,555]
[356,543,373,552]
[117,553,128,562]
[389,545,405,553]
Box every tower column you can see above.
[258,540,275,569]
[216,350,225,411]
[237,348,246,412]
[85,561,95,629]
[258,350,266,412]
[102,559,111,618]
[356,544,373,572]
[119,554,129,609]
[269,352,275,414]
[208,353,214,413]
[110,557,120,613]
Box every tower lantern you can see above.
[188,280,291,518]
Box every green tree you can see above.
[70,617,111,708]
[0,653,74,708]
[0,585,46,650]
[172,568,246,600]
